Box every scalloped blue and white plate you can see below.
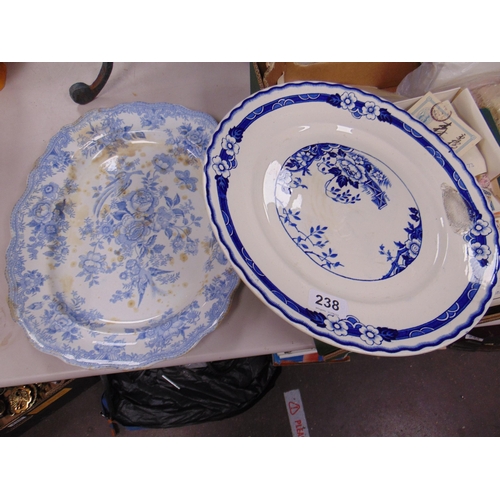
[204,82,500,356]
[7,102,238,369]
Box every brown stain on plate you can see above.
[201,240,211,255]
[7,297,19,322]
[60,275,74,294]
[67,164,78,181]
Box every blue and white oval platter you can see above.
[204,82,499,356]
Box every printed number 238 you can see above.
[315,294,340,311]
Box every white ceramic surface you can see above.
[204,82,500,356]
[6,102,239,369]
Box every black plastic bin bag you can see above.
[101,355,281,430]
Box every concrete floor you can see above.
[18,348,500,437]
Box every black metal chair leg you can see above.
[69,63,114,104]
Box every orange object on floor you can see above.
[0,63,6,90]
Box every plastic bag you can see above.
[101,356,281,431]
[397,62,500,97]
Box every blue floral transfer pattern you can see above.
[378,208,423,279]
[274,143,423,281]
[280,143,392,209]
[465,217,493,265]
[7,102,238,369]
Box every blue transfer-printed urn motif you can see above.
[275,143,423,281]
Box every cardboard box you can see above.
[253,62,420,92]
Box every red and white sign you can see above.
[284,389,310,437]
[288,401,301,415]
